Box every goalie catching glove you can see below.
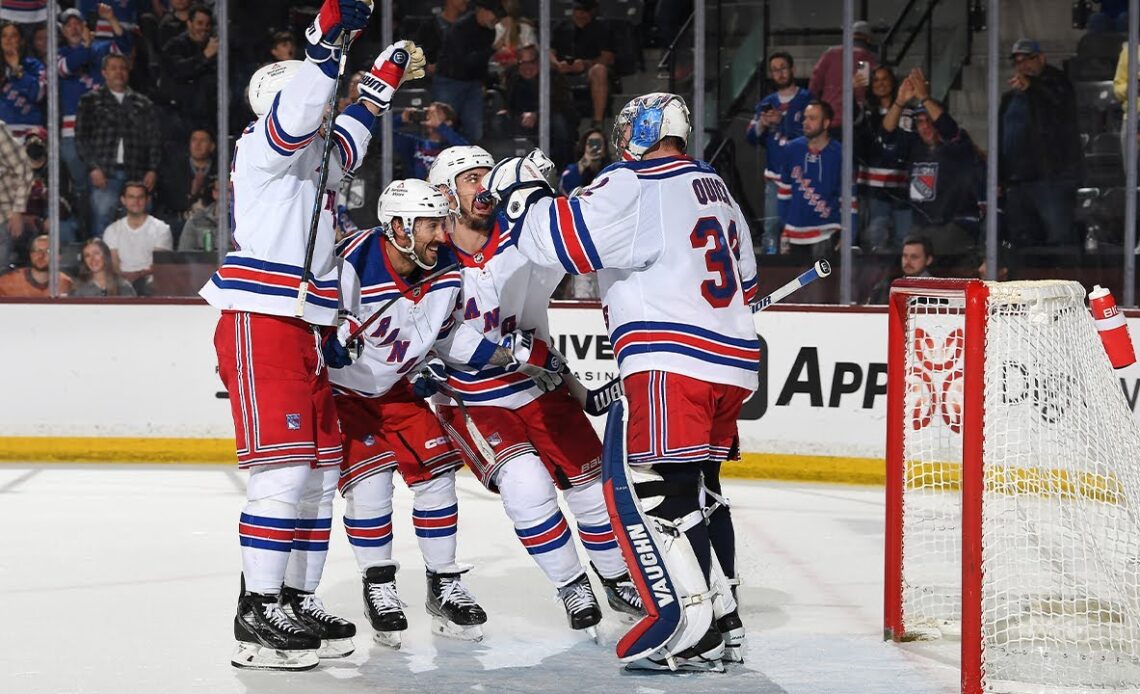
[304,0,373,76]
[500,330,563,392]
[358,41,426,112]
[477,149,556,223]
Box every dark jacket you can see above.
[435,13,494,83]
[75,86,162,177]
[998,64,1082,184]
[886,111,983,227]
[160,31,218,127]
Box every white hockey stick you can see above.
[435,382,497,467]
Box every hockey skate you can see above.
[363,562,408,649]
[279,585,357,658]
[717,609,745,664]
[624,625,726,673]
[232,591,320,671]
[426,566,487,642]
[556,572,603,642]
[592,563,645,621]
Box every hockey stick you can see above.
[566,259,833,416]
[344,262,460,345]
[434,382,497,467]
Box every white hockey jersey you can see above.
[431,213,565,409]
[199,60,377,326]
[329,230,497,398]
[517,156,760,391]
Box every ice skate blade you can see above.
[431,616,484,642]
[583,625,601,644]
[623,656,725,673]
[373,630,403,649]
[231,642,319,671]
[317,638,354,658]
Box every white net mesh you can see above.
[900,280,1140,692]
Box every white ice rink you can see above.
[0,464,960,694]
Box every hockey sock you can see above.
[284,466,338,592]
[240,462,312,594]
[410,473,459,572]
[495,455,583,586]
[699,459,736,580]
[642,464,713,581]
[562,479,625,579]
[343,469,395,572]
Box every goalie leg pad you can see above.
[602,398,717,663]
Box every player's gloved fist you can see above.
[501,330,563,392]
[305,0,373,73]
[321,331,354,369]
[477,152,555,224]
[409,357,448,398]
[358,40,426,111]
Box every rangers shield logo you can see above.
[285,413,302,431]
[910,163,938,202]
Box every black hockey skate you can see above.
[556,572,602,641]
[280,585,357,658]
[232,591,320,671]
[592,564,645,620]
[363,563,408,649]
[625,624,726,673]
[426,566,487,641]
[717,609,745,663]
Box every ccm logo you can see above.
[425,436,450,450]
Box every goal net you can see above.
[884,279,1140,693]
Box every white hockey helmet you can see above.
[377,178,453,270]
[612,92,691,161]
[248,60,303,117]
[427,145,496,202]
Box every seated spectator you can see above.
[747,50,812,254]
[102,181,172,295]
[156,0,192,49]
[433,0,502,141]
[498,43,574,165]
[809,20,877,130]
[0,233,73,296]
[490,0,535,72]
[998,39,1081,247]
[79,0,137,39]
[883,69,982,259]
[156,127,215,233]
[0,19,45,138]
[0,119,32,268]
[75,53,162,239]
[393,102,469,179]
[858,65,912,252]
[866,234,934,304]
[59,4,131,235]
[160,4,218,132]
[268,29,296,62]
[559,128,612,195]
[72,237,135,296]
[416,0,469,74]
[178,176,221,252]
[551,0,614,128]
[30,23,46,62]
[0,0,46,25]
[1088,0,1128,33]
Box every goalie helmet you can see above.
[248,60,304,117]
[611,93,691,161]
[427,145,495,204]
[377,178,453,270]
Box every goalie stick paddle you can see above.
[568,259,833,416]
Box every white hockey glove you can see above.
[477,151,555,224]
[358,40,426,112]
[304,0,372,76]
[501,330,564,392]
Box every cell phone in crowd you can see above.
[406,109,427,123]
[857,60,871,82]
[588,138,604,155]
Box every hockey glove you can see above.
[305,0,373,75]
[321,331,354,369]
[409,357,448,399]
[358,41,426,112]
[477,152,555,224]
[501,330,564,392]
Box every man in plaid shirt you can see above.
[0,120,33,268]
[75,53,162,238]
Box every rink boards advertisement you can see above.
[6,301,1140,481]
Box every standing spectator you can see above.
[0,19,45,138]
[1088,0,1128,33]
[75,53,163,238]
[160,4,218,132]
[156,0,191,49]
[72,237,136,296]
[558,128,611,194]
[156,126,215,232]
[0,233,73,296]
[417,0,469,72]
[0,119,31,267]
[433,0,501,141]
[268,29,296,62]
[490,0,535,72]
[884,69,982,259]
[177,175,220,252]
[858,66,911,252]
[22,129,80,244]
[29,23,46,62]
[59,4,131,236]
[746,50,812,254]
[0,0,46,25]
[393,102,468,179]
[79,0,137,39]
[498,43,574,164]
[998,39,1082,247]
[866,234,934,304]
[777,100,855,257]
[809,20,877,130]
[102,180,172,295]
[550,0,614,128]
[1113,42,1137,161]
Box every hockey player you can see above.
[328,179,501,646]
[480,93,756,671]
[199,0,426,671]
[420,145,644,638]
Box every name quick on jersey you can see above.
[691,177,732,206]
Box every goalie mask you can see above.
[377,179,453,270]
[612,93,691,161]
[427,145,495,211]
[247,60,304,117]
